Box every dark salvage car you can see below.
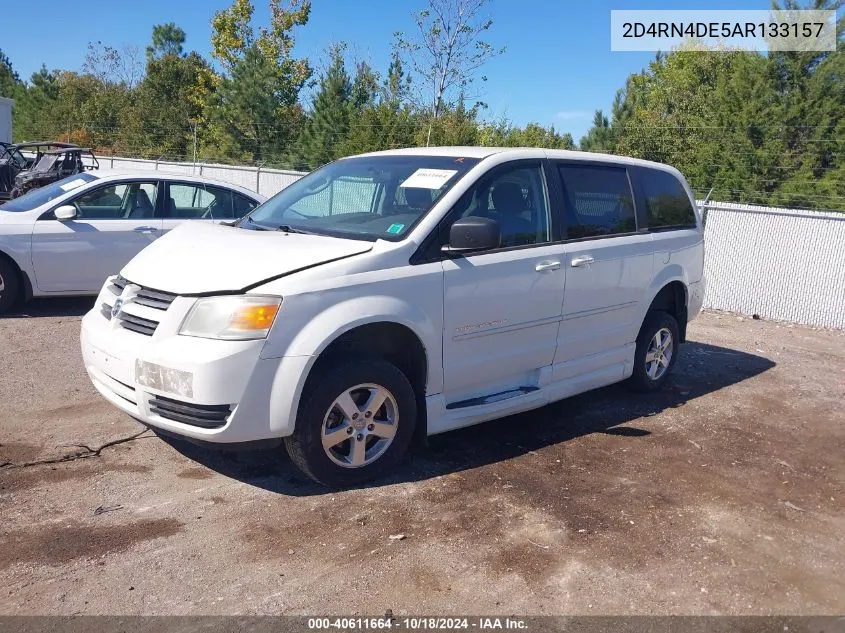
[1,141,81,201]
[10,146,99,198]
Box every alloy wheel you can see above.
[321,383,398,468]
[645,327,674,380]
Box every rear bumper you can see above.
[81,306,307,443]
[688,278,705,321]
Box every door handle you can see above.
[133,226,158,234]
[570,255,595,268]
[535,260,561,272]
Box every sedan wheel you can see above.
[0,258,20,314]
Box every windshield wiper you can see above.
[240,216,270,231]
[277,224,317,235]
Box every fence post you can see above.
[256,164,262,195]
[199,164,203,176]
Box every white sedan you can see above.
[0,170,266,313]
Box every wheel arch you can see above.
[293,319,430,441]
[265,295,438,441]
[642,269,689,342]
[0,248,33,303]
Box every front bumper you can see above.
[80,298,306,443]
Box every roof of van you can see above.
[356,146,680,172]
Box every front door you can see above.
[31,180,161,292]
[441,162,565,405]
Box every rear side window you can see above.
[165,183,237,220]
[233,193,258,218]
[557,164,636,239]
[640,169,697,229]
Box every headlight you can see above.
[179,295,281,340]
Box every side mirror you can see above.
[442,216,501,253]
[54,205,78,221]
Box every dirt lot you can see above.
[0,300,843,616]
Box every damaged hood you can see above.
[120,221,373,295]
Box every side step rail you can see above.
[446,386,539,410]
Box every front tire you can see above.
[0,258,21,314]
[629,311,680,392]
[284,358,417,487]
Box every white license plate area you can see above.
[89,345,133,385]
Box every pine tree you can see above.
[292,48,353,169]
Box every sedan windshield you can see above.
[241,155,480,241]
[0,172,99,212]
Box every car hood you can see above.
[120,221,374,295]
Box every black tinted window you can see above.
[557,164,636,238]
[165,183,237,220]
[232,193,258,218]
[640,168,697,229]
[452,164,551,247]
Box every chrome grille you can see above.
[118,313,158,336]
[100,276,176,337]
[134,287,177,310]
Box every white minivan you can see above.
[81,148,705,486]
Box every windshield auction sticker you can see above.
[400,169,458,190]
[610,9,836,52]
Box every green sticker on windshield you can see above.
[386,223,405,235]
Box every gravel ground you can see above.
[1,300,843,616]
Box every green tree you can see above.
[579,110,614,152]
[337,52,418,156]
[209,0,312,161]
[292,46,353,169]
[395,0,504,145]
[132,51,216,159]
[147,23,186,60]
[478,117,574,149]
[11,66,60,141]
[213,43,301,162]
[0,49,21,99]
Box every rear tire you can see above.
[629,311,680,392]
[284,358,417,488]
[0,257,21,314]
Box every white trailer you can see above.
[0,96,13,143]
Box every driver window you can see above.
[70,182,157,220]
[454,164,551,248]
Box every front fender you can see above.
[0,226,37,298]
[260,293,443,437]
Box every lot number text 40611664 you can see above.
[306,617,529,630]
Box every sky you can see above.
[1,0,776,142]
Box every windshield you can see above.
[32,154,58,172]
[0,147,26,168]
[0,172,98,212]
[241,154,480,241]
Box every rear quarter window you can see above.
[640,168,697,230]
